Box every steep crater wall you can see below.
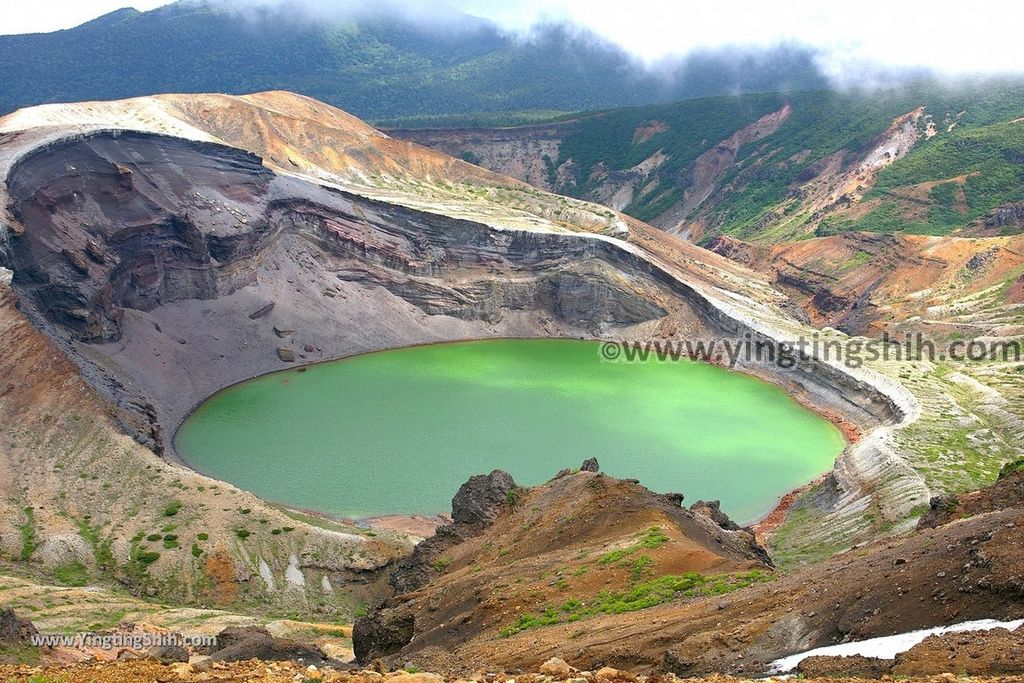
[1,131,908,514]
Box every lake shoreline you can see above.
[173,338,847,528]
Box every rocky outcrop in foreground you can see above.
[9,660,1024,683]
[0,609,37,644]
[797,625,1024,678]
[354,459,772,664]
[353,463,1024,678]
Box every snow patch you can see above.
[258,558,276,592]
[770,618,1024,673]
[285,554,305,587]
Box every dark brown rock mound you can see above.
[797,655,894,679]
[388,469,518,596]
[893,627,1024,676]
[918,470,1024,529]
[144,644,189,664]
[352,605,416,663]
[210,626,329,666]
[0,609,37,643]
[451,470,517,526]
[354,470,521,660]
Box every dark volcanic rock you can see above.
[917,494,961,529]
[144,644,189,663]
[797,655,894,679]
[0,609,37,643]
[918,471,1024,530]
[352,605,415,663]
[689,499,773,566]
[213,626,272,652]
[663,492,685,507]
[210,626,327,665]
[690,500,741,531]
[248,302,275,319]
[580,457,600,472]
[355,470,518,661]
[985,203,1024,228]
[662,650,695,676]
[451,469,516,526]
[387,470,517,595]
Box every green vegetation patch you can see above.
[999,458,1024,480]
[0,643,41,665]
[19,508,38,562]
[597,527,670,565]
[162,501,182,517]
[53,561,89,587]
[499,570,773,637]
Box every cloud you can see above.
[2,0,172,35]
[452,0,1024,78]
[9,0,1024,85]
[213,0,1024,85]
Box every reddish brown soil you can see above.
[203,553,242,606]
[370,471,771,667]
[5,660,1024,683]
[918,470,1024,529]
[633,120,670,144]
[893,626,1024,676]
[750,474,830,545]
[710,232,1024,336]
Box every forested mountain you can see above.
[394,79,1024,242]
[0,0,829,119]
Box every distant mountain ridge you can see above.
[0,0,831,119]
[392,79,1024,242]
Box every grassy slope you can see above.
[820,120,1024,236]
[499,79,1024,241]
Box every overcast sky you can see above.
[4,0,1024,79]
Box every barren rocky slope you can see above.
[353,463,771,663]
[0,283,411,615]
[349,465,1024,676]
[708,232,1024,338]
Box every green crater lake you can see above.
[175,339,845,524]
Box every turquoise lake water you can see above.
[175,339,845,523]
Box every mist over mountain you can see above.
[0,0,836,119]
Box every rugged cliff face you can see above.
[707,231,1024,338]
[7,131,277,343]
